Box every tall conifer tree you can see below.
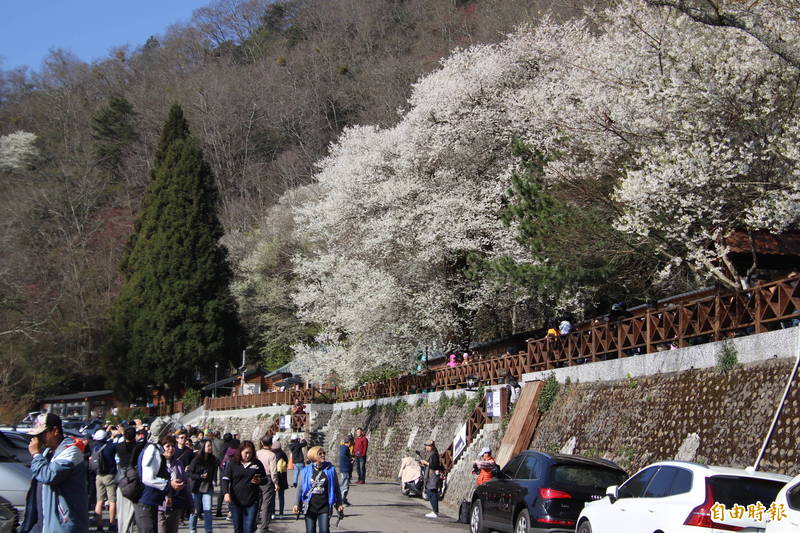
[109,105,240,398]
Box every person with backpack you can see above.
[115,427,139,533]
[135,417,181,533]
[271,440,289,517]
[187,439,218,533]
[91,429,119,532]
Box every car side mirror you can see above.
[606,485,619,504]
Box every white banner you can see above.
[280,415,292,430]
[453,422,468,461]
[485,389,501,417]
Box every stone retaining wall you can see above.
[530,356,800,476]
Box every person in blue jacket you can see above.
[293,446,344,533]
[338,436,354,506]
[23,413,89,533]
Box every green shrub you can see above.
[717,339,738,373]
[539,373,559,413]
[437,394,453,416]
[181,388,202,411]
[453,393,467,408]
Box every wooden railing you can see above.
[203,389,321,411]
[337,276,800,399]
[440,397,492,472]
[204,276,800,409]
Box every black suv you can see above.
[470,451,627,533]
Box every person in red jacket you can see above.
[353,428,368,484]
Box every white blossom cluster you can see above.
[0,131,38,172]
[286,1,800,384]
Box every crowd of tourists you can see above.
[21,413,380,533]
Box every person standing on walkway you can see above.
[353,429,368,484]
[419,439,441,519]
[135,417,182,533]
[214,433,232,518]
[187,439,218,533]
[293,447,344,533]
[91,429,118,532]
[221,440,267,533]
[255,436,279,533]
[22,413,89,533]
[115,426,139,533]
[289,434,308,488]
[271,440,289,517]
[338,436,353,505]
[157,436,193,533]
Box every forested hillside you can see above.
[0,0,592,403]
[2,0,799,404]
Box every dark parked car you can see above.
[470,451,627,533]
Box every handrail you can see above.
[203,276,800,410]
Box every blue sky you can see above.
[0,1,212,71]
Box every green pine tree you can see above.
[91,96,139,177]
[108,104,240,399]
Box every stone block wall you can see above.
[322,398,474,483]
[529,357,800,476]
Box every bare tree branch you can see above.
[646,0,800,70]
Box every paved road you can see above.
[180,481,467,533]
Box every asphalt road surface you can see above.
[183,481,468,533]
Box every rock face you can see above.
[529,358,800,476]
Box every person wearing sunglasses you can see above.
[293,447,344,533]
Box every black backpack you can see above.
[116,443,149,503]
[88,443,108,474]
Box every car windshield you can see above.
[552,464,627,492]
[709,476,786,508]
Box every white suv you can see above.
[576,461,790,533]
[765,473,800,532]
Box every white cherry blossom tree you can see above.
[0,131,37,171]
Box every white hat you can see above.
[291,433,298,440]
[93,429,108,441]
[479,447,491,456]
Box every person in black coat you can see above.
[272,441,290,517]
[187,440,219,533]
[419,439,441,519]
[221,441,267,533]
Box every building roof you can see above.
[726,230,800,256]
[40,390,115,402]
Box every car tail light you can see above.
[684,481,742,531]
[539,487,573,499]
[537,517,576,526]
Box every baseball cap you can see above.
[28,413,62,436]
[479,447,491,456]
[93,429,108,441]
[424,439,435,446]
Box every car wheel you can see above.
[470,500,489,533]
[515,509,530,533]
[577,519,593,533]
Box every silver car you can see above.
[0,440,31,512]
